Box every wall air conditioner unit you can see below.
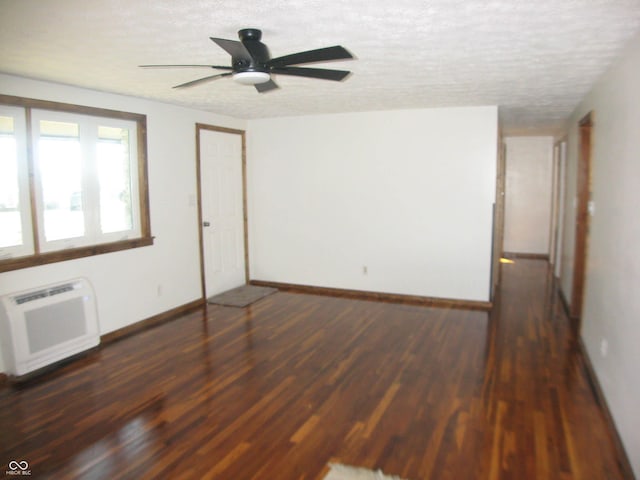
[0,278,100,377]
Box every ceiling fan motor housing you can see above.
[235,28,270,74]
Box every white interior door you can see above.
[199,128,246,298]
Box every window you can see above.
[0,95,152,272]
[0,106,32,259]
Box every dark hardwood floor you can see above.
[0,260,633,479]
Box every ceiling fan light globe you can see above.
[233,71,271,85]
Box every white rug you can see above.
[323,463,409,480]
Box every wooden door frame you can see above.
[195,123,249,300]
[570,112,593,325]
[490,138,506,300]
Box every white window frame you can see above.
[31,109,142,253]
[0,105,34,260]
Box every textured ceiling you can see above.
[1,0,640,134]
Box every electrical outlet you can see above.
[362,266,368,275]
[600,338,608,357]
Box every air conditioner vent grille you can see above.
[14,283,77,305]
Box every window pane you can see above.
[97,126,133,233]
[0,116,23,248]
[38,120,85,241]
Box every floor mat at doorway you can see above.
[207,285,278,307]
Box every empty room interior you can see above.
[0,1,639,479]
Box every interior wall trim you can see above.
[250,280,492,311]
[503,252,550,260]
[101,298,205,345]
[577,337,635,479]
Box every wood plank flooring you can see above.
[0,260,633,479]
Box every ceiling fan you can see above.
[140,28,354,93]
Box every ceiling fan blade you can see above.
[210,37,252,62]
[172,72,232,89]
[271,66,351,82]
[255,79,279,93]
[268,46,353,67]
[140,64,232,70]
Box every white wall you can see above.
[560,30,640,477]
[0,74,245,373]
[503,136,553,254]
[247,106,498,302]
